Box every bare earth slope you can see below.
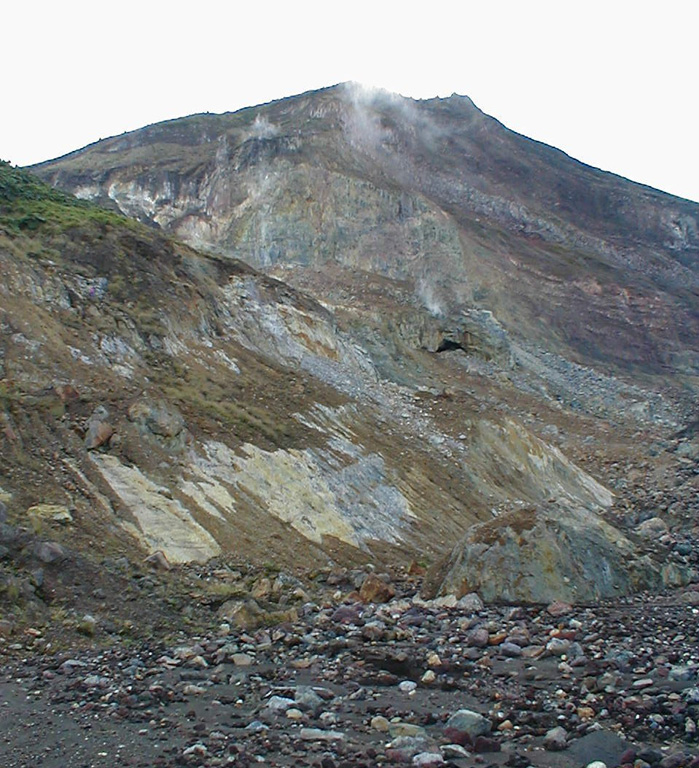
[2,162,641,580]
[2,85,697,610]
[32,83,699,385]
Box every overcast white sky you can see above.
[3,1,698,202]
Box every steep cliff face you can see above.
[33,84,699,385]
[1,163,635,585]
[4,83,697,605]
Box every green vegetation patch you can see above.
[0,161,134,234]
[0,379,25,413]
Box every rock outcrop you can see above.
[33,83,699,387]
[428,504,688,604]
[2,163,640,586]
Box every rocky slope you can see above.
[2,84,699,767]
[32,83,699,388]
[1,162,647,584]
[1,82,697,630]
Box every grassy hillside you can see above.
[0,160,133,235]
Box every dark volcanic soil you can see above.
[2,570,699,768]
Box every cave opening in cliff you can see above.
[436,338,465,353]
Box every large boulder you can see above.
[443,709,491,744]
[127,399,187,450]
[428,505,686,604]
[85,406,114,450]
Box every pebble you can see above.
[543,725,568,751]
[457,593,484,612]
[500,641,522,657]
[444,709,491,743]
[466,628,490,648]
[440,744,470,758]
[386,736,429,762]
[245,721,268,732]
[83,674,110,688]
[362,620,386,640]
[547,600,573,617]
[546,637,571,656]
[77,614,97,636]
[266,695,295,712]
[299,728,345,741]
[412,752,444,767]
[182,743,207,757]
[318,712,337,726]
[295,686,325,713]
[59,659,87,674]
[389,722,427,738]
[371,715,390,732]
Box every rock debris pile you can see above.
[2,567,699,768]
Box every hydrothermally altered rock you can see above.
[429,504,689,603]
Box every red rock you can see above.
[473,736,500,753]
[546,600,573,617]
[359,573,395,603]
[330,604,363,623]
[85,421,114,450]
[408,561,426,576]
[55,384,79,403]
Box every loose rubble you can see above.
[1,565,698,767]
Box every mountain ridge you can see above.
[31,83,699,390]
[2,86,698,768]
[30,82,699,205]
